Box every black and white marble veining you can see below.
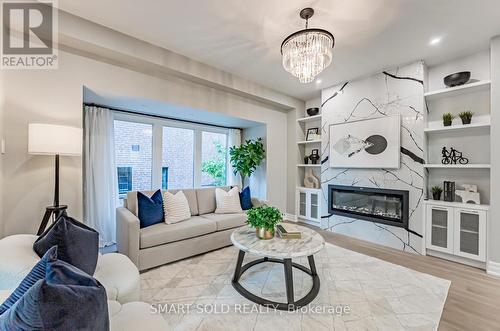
[320,62,425,254]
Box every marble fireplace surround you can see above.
[320,62,425,254]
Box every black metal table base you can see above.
[231,250,320,311]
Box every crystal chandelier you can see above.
[281,8,334,83]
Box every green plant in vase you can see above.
[229,138,265,187]
[458,111,474,125]
[431,186,443,200]
[246,205,283,239]
[442,113,454,127]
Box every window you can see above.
[201,131,227,187]
[162,126,194,189]
[117,167,132,197]
[113,113,230,198]
[114,120,153,195]
[161,167,169,190]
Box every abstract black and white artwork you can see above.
[329,115,400,168]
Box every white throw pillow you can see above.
[163,191,191,224]
[215,187,243,214]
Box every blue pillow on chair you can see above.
[239,186,253,210]
[137,189,164,228]
[0,254,109,331]
[0,246,58,315]
[33,212,99,275]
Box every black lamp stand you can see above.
[36,154,68,235]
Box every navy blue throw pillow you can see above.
[138,190,164,228]
[0,257,109,331]
[33,213,99,275]
[0,246,58,315]
[239,186,253,210]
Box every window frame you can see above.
[113,112,229,192]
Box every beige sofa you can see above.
[116,186,262,271]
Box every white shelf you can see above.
[424,164,490,169]
[424,199,490,211]
[424,80,491,101]
[424,121,490,133]
[297,164,321,167]
[297,139,322,145]
[297,114,322,123]
[296,186,322,192]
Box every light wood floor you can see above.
[304,224,500,331]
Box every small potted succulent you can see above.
[458,111,474,125]
[246,205,283,240]
[442,113,454,127]
[431,186,443,200]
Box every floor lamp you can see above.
[28,123,82,235]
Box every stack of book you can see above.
[276,225,302,239]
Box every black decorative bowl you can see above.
[444,71,471,87]
[306,107,319,116]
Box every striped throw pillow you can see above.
[163,191,191,224]
[215,187,243,214]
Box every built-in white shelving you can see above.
[297,164,321,167]
[424,121,491,133]
[297,114,322,123]
[297,139,322,145]
[423,164,491,169]
[423,199,490,211]
[424,80,491,101]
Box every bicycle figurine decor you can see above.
[441,147,469,165]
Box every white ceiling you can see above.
[60,0,500,100]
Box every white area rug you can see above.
[140,243,450,331]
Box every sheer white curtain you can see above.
[227,128,242,188]
[84,106,118,246]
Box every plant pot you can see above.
[432,192,442,200]
[306,107,319,116]
[255,227,274,240]
[443,120,452,127]
[461,118,471,125]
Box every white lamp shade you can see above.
[28,123,82,156]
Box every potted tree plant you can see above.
[229,138,265,186]
[246,205,283,239]
[458,111,474,125]
[442,113,454,127]
[431,186,443,200]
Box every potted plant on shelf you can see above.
[246,205,283,240]
[442,113,454,127]
[431,186,443,200]
[458,111,474,125]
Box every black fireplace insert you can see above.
[328,185,409,229]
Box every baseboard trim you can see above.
[487,261,500,277]
[284,213,297,222]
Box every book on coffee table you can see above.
[276,224,302,239]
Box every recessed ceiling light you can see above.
[316,79,322,84]
[429,37,442,46]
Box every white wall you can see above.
[242,125,267,200]
[0,49,291,236]
[490,36,500,264]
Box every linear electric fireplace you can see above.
[328,185,409,229]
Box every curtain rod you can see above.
[83,103,243,130]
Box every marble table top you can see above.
[230,224,325,259]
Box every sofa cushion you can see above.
[0,255,109,331]
[137,190,164,228]
[163,191,191,224]
[239,186,253,210]
[215,187,243,214]
[168,189,199,216]
[200,213,247,231]
[33,213,99,275]
[140,216,217,249]
[196,186,230,215]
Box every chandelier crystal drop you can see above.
[281,8,334,84]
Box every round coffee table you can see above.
[230,224,325,310]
